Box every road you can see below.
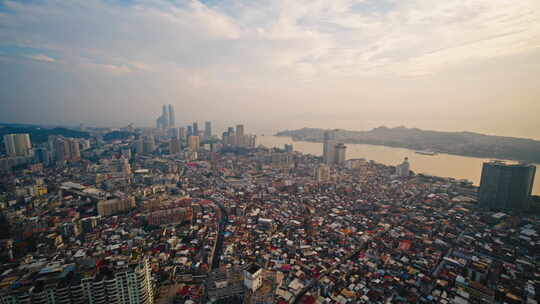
[210,201,228,270]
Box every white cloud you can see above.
[0,0,539,81]
[26,54,56,63]
[80,63,131,75]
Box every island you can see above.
[276,126,540,164]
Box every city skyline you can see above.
[1,0,539,140]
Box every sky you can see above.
[0,0,539,139]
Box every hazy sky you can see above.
[1,0,539,138]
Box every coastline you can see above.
[275,135,540,165]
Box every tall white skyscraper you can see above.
[3,133,31,157]
[322,131,335,165]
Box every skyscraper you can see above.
[188,135,200,152]
[204,121,212,139]
[156,105,169,129]
[187,125,193,137]
[478,161,536,211]
[179,127,187,140]
[168,104,175,127]
[236,124,244,137]
[3,134,31,157]
[193,122,199,137]
[169,138,181,154]
[334,143,347,165]
[322,131,335,165]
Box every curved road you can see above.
[210,201,228,270]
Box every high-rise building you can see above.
[179,127,187,140]
[0,257,154,304]
[322,131,335,165]
[236,124,244,137]
[168,104,175,127]
[3,134,31,157]
[193,122,199,137]
[169,138,181,154]
[478,161,536,211]
[334,143,346,165]
[188,135,200,152]
[395,157,410,177]
[204,121,212,139]
[156,105,169,129]
[69,139,81,161]
[168,127,179,139]
[34,147,51,166]
[51,137,81,162]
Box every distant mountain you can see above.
[276,127,540,163]
[0,124,90,144]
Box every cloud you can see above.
[0,0,537,81]
[80,63,131,75]
[26,54,56,63]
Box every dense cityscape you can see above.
[0,104,537,304]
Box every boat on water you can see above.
[415,150,438,156]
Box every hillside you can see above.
[0,124,90,144]
[276,127,540,163]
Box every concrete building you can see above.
[395,157,410,177]
[0,257,154,304]
[334,143,346,165]
[236,125,244,137]
[3,133,31,157]
[178,127,186,140]
[168,104,175,127]
[322,131,335,165]
[188,135,200,152]
[156,105,169,129]
[316,164,331,182]
[192,122,199,137]
[478,161,536,211]
[244,264,263,292]
[97,197,136,216]
[204,121,212,140]
[169,138,181,154]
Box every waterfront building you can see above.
[395,157,410,177]
[334,143,347,165]
[322,131,335,165]
[478,161,536,211]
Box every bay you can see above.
[257,135,540,195]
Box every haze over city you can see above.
[1,0,540,139]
